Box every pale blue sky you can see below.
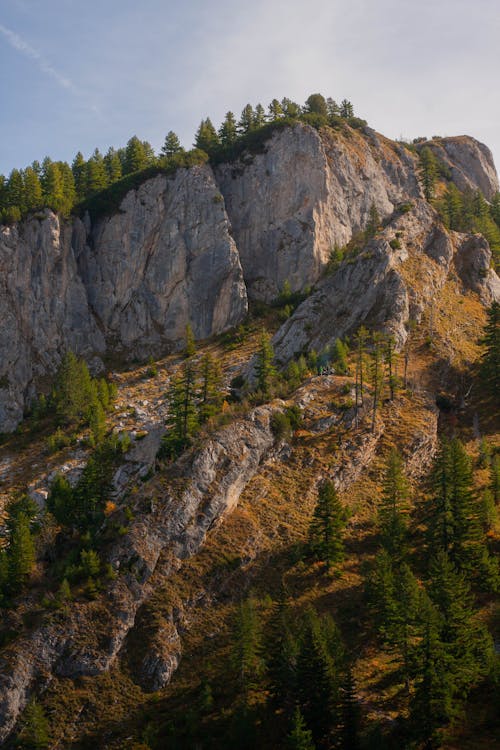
[1,0,499,176]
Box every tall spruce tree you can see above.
[308,481,347,570]
[419,146,438,201]
[378,449,409,557]
[480,301,499,396]
[255,329,277,396]
[287,707,315,750]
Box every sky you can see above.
[0,0,499,175]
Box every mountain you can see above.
[0,116,498,749]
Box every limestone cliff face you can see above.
[76,166,247,355]
[0,212,105,432]
[216,123,421,301]
[425,135,499,199]
[0,167,247,431]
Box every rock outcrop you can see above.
[0,167,248,431]
[425,135,499,200]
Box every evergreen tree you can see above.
[6,168,25,212]
[480,301,499,396]
[332,338,349,375]
[184,322,196,358]
[161,131,183,157]
[238,104,256,134]
[18,698,50,748]
[218,112,238,147]
[253,103,266,128]
[338,666,361,750]
[194,118,220,155]
[419,146,438,201]
[287,707,315,750]
[365,202,380,238]
[47,473,74,525]
[308,481,347,570]
[369,332,384,432]
[384,335,398,400]
[340,100,354,118]
[199,353,223,422]
[326,97,341,120]
[268,98,284,121]
[232,595,264,694]
[0,548,9,604]
[353,326,369,412]
[255,329,277,397]
[8,512,35,588]
[305,93,328,118]
[490,453,500,505]
[124,135,148,174]
[23,167,43,211]
[281,98,301,118]
[72,151,87,200]
[378,449,409,557]
[162,362,199,457]
[86,148,108,193]
[103,147,122,183]
[266,595,298,711]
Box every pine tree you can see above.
[218,112,238,147]
[340,100,354,118]
[8,512,35,588]
[253,103,266,128]
[194,118,220,155]
[104,147,122,183]
[86,148,108,194]
[123,135,148,174]
[268,98,284,121]
[287,707,315,750]
[365,202,380,238]
[419,147,438,201]
[480,301,499,396]
[332,338,349,375]
[161,130,183,157]
[369,332,384,432]
[305,93,328,117]
[353,326,369,412]
[23,167,43,211]
[199,353,223,422]
[238,104,256,134]
[47,473,74,525]
[72,151,87,200]
[308,481,347,570]
[490,453,500,504]
[232,596,263,693]
[18,698,50,748]
[255,329,277,397]
[338,666,361,750]
[184,322,196,358]
[266,595,298,711]
[384,335,398,400]
[378,449,409,557]
[281,98,301,118]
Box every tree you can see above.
[199,353,223,422]
[332,338,349,375]
[480,301,499,396]
[47,473,73,525]
[384,335,398,400]
[340,100,354,118]
[365,202,380,238]
[8,512,35,588]
[308,481,347,570]
[253,103,266,128]
[369,332,384,432]
[23,166,43,211]
[218,112,238,147]
[378,449,409,557]
[184,322,196,358]
[353,326,369,413]
[124,135,148,174]
[268,98,284,121]
[326,98,341,120]
[162,361,199,458]
[72,151,87,200]
[86,148,108,193]
[18,699,50,748]
[266,595,297,711]
[419,146,438,201]
[232,595,263,694]
[194,118,220,155]
[238,104,256,134]
[338,666,361,750]
[305,93,328,118]
[104,147,122,183]
[287,707,315,750]
[281,98,301,118]
[255,329,276,396]
[161,131,183,158]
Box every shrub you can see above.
[389,239,402,250]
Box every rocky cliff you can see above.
[0,123,498,433]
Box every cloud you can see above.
[0,21,75,91]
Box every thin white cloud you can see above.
[0,21,74,91]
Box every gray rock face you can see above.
[0,211,105,431]
[426,136,499,199]
[216,123,422,301]
[272,200,500,364]
[76,167,247,355]
[0,168,248,431]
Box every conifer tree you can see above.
[184,322,196,358]
[194,118,220,155]
[338,666,361,750]
[480,301,499,396]
[378,449,409,557]
[332,338,349,375]
[340,99,354,118]
[255,329,277,396]
[8,512,35,588]
[287,707,315,750]
[253,103,266,128]
[308,481,347,570]
[419,146,438,201]
[72,151,87,200]
[490,453,500,505]
[218,112,238,146]
[365,202,380,238]
[384,335,398,400]
[199,353,223,422]
[23,166,43,211]
[369,332,384,432]
[326,97,341,119]
[353,326,369,412]
[266,595,297,711]
[104,147,122,183]
[281,97,301,118]
[268,98,284,121]
[18,698,50,748]
[86,148,108,193]
[123,135,148,174]
[232,595,263,693]
[161,131,183,157]
[305,93,328,117]
[238,104,256,134]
